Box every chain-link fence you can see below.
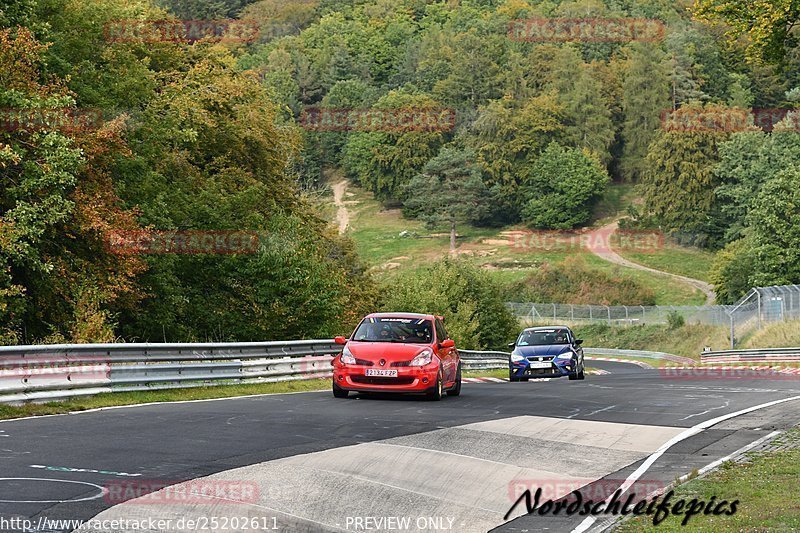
[725,285,800,348]
[507,284,800,348]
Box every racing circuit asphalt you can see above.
[1,360,800,533]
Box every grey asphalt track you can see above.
[1,360,799,533]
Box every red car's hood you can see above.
[346,342,432,363]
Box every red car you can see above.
[331,313,461,400]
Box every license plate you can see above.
[365,369,398,377]
[528,361,552,369]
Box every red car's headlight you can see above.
[408,349,434,367]
[340,345,356,365]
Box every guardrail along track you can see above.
[701,347,800,364]
[0,340,339,404]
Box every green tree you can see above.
[640,105,727,241]
[519,143,610,229]
[403,147,489,252]
[469,94,565,223]
[341,91,449,202]
[746,167,800,287]
[381,259,518,351]
[693,0,800,65]
[620,42,670,182]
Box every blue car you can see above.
[508,326,585,382]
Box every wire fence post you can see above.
[757,290,762,329]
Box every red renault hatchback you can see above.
[331,313,461,400]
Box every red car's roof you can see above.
[365,312,435,320]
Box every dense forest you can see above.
[1,0,799,346]
[237,0,799,303]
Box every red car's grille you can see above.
[351,376,415,386]
[355,358,374,366]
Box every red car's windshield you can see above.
[352,317,433,343]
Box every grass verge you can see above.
[616,428,800,532]
[0,379,331,421]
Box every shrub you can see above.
[380,259,518,350]
[503,256,656,306]
[666,310,685,330]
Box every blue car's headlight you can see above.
[555,352,574,361]
[510,353,525,362]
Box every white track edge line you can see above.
[570,394,800,533]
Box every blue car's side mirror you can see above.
[575,339,583,345]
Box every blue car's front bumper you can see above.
[510,358,577,379]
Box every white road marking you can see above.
[571,394,800,533]
[0,478,106,503]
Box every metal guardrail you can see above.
[460,347,696,369]
[701,347,800,364]
[583,348,696,365]
[458,350,509,370]
[0,342,699,404]
[0,340,340,404]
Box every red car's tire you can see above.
[448,364,462,397]
[426,367,444,401]
[332,382,349,398]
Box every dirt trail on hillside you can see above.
[332,180,349,234]
[586,220,716,305]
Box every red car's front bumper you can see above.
[333,363,440,393]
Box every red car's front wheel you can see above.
[332,382,349,398]
[427,367,444,401]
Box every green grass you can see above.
[464,368,508,379]
[572,323,731,360]
[616,428,800,532]
[741,319,800,349]
[613,244,715,283]
[580,253,707,305]
[0,379,332,421]
[340,182,706,306]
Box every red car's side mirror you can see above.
[334,336,347,345]
[439,339,455,349]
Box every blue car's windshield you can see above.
[517,329,570,346]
